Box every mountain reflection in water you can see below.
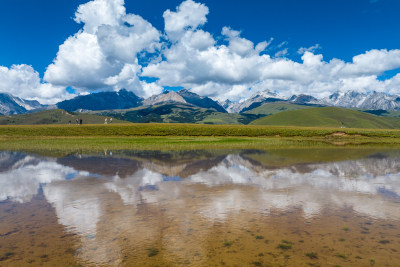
[0,149,400,266]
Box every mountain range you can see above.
[0,93,43,115]
[142,89,226,113]
[318,91,400,110]
[222,90,400,113]
[2,88,400,116]
[56,89,143,112]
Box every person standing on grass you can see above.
[76,119,79,124]
[110,118,113,124]
[104,118,107,124]
[80,119,82,125]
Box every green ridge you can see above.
[0,109,128,125]
[95,103,261,124]
[245,102,310,115]
[250,107,400,129]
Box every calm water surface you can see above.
[0,148,400,266]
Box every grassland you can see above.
[251,107,400,129]
[1,123,400,137]
[0,109,128,125]
[0,123,400,153]
[361,109,400,117]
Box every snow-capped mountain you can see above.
[0,93,43,115]
[226,90,286,113]
[219,99,233,110]
[222,90,400,113]
[3,88,400,117]
[318,91,400,110]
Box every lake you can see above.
[0,148,399,266]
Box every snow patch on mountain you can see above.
[0,93,43,115]
[318,91,400,110]
[225,90,286,113]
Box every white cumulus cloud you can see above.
[44,0,161,98]
[142,0,400,101]
[2,0,400,104]
[163,0,209,41]
[0,64,73,104]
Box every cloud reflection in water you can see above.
[1,149,400,266]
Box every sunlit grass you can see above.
[0,123,400,138]
[0,124,400,154]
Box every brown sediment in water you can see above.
[1,183,399,266]
[105,187,400,267]
[0,194,79,266]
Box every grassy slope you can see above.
[250,107,400,129]
[199,113,261,124]
[95,103,260,124]
[0,109,128,125]
[244,102,310,115]
[361,109,400,118]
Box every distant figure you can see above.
[110,118,113,124]
[75,119,79,124]
[68,120,71,124]
[104,118,108,124]
[79,119,82,125]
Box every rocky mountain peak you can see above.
[318,90,400,110]
[227,89,286,113]
[0,93,44,115]
[176,89,226,113]
[143,91,187,106]
[289,94,318,104]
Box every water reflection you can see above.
[1,149,400,266]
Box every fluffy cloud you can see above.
[142,0,400,101]
[3,0,400,104]
[141,1,400,101]
[0,64,73,104]
[74,0,126,34]
[163,0,209,41]
[44,0,161,98]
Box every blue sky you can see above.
[0,0,400,103]
[1,0,398,74]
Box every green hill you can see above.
[245,102,311,115]
[250,107,400,129]
[96,103,261,124]
[361,109,400,117]
[0,109,128,125]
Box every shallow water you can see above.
[0,148,400,266]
